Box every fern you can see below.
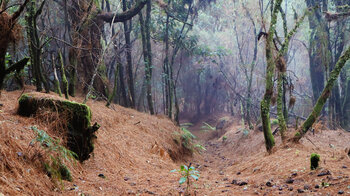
[31,126,77,187]
[173,126,205,154]
[200,122,216,132]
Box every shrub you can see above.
[310,153,320,170]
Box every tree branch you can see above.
[97,0,147,23]
[10,0,29,21]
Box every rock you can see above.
[278,187,283,191]
[304,184,310,190]
[130,182,136,186]
[237,172,241,175]
[315,185,320,189]
[317,170,331,177]
[231,180,238,185]
[98,174,106,179]
[222,190,229,193]
[291,173,298,177]
[338,190,344,194]
[219,171,224,175]
[204,164,209,167]
[145,190,155,195]
[286,178,294,184]
[238,181,248,186]
[288,187,293,191]
[297,189,304,193]
[17,152,23,157]
[222,178,228,181]
[342,165,348,169]
[266,181,273,187]
[124,177,130,181]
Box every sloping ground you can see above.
[0,88,185,195]
[1,88,350,196]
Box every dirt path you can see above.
[182,120,246,195]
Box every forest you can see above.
[1,0,350,195]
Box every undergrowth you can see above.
[31,126,77,188]
[173,124,206,154]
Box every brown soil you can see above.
[1,88,350,195]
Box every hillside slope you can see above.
[0,89,184,195]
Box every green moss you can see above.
[310,153,320,170]
[260,100,275,152]
[59,163,72,182]
[271,119,279,125]
[18,94,98,161]
[295,131,301,137]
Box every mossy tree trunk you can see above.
[294,46,350,141]
[26,0,50,93]
[275,8,308,141]
[0,58,29,90]
[260,0,283,152]
[59,51,69,99]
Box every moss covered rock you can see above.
[18,94,99,161]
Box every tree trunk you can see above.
[163,11,171,118]
[306,0,327,104]
[59,51,69,99]
[123,0,135,108]
[52,55,62,97]
[294,46,350,141]
[139,0,154,114]
[260,0,283,152]
[106,54,121,107]
[26,0,49,93]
